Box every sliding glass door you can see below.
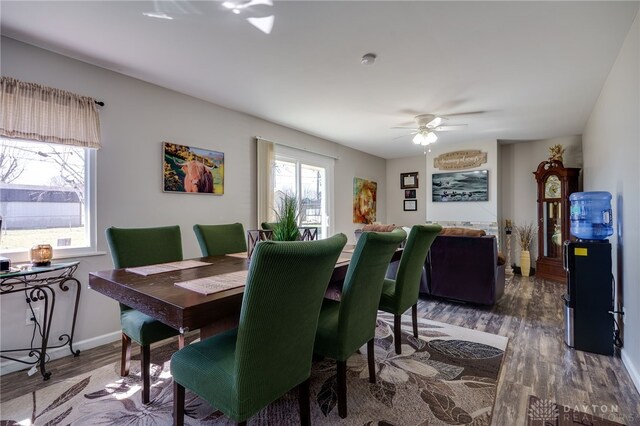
[274,146,333,239]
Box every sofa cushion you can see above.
[439,227,486,237]
[362,224,397,232]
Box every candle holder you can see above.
[30,244,53,266]
[504,220,513,275]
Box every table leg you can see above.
[29,285,54,381]
[59,277,81,356]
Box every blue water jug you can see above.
[569,191,613,240]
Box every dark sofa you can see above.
[421,234,505,305]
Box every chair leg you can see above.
[367,338,376,384]
[337,360,347,418]
[298,378,310,426]
[141,344,151,404]
[412,303,419,338]
[178,334,185,349]
[120,333,131,376]
[173,380,185,426]
[394,314,402,355]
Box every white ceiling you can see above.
[1,1,638,158]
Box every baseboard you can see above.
[621,348,640,394]
[0,330,121,376]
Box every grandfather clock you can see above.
[533,160,580,282]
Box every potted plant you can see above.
[272,193,300,241]
[515,222,536,276]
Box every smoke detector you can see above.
[361,53,377,65]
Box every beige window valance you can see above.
[0,76,101,149]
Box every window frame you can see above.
[0,141,98,262]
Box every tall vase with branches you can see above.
[515,222,536,277]
[272,193,300,241]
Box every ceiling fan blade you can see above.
[392,134,410,140]
[435,125,467,131]
[391,126,418,130]
[442,111,487,117]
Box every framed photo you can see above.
[163,142,224,195]
[404,189,416,199]
[400,172,419,189]
[403,199,417,211]
[432,170,488,202]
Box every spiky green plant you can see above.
[273,194,300,241]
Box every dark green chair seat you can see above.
[378,224,442,354]
[171,233,348,425]
[105,225,184,404]
[119,309,180,345]
[193,223,247,256]
[313,228,406,418]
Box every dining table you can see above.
[89,247,403,339]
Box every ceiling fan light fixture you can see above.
[412,133,425,145]
[424,131,438,144]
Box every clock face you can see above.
[545,175,561,199]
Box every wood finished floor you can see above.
[1,274,639,424]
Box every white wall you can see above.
[499,135,582,265]
[386,155,427,226]
[582,10,640,392]
[0,37,387,373]
[426,140,499,224]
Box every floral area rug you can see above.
[0,313,508,425]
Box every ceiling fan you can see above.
[392,114,467,145]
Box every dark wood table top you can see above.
[88,248,401,334]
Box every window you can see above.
[0,137,95,260]
[0,76,101,261]
[274,146,334,239]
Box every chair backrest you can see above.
[393,224,442,312]
[193,223,247,256]
[260,222,277,231]
[234,233,347,411]
[105,225,183,269]
[337,228,406,356]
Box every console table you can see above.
[0,261,81,380]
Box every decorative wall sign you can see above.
[163,142,224,194]
[433,150,487,170]
[400,172,419,189]
[353,177,377,224]
[432,170,488,202]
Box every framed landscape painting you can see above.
[432,170,488,202]
[163,142,224,195]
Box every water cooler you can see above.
[562,192,615,356]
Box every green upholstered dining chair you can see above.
[171,233,348,426]
[105,225,184,404]
[378,224,442,354]
[313,228,406,418]
[260,222,277,231]
[193,223,247,256]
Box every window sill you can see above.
[2,250,107,264]
[53,250,107,260]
